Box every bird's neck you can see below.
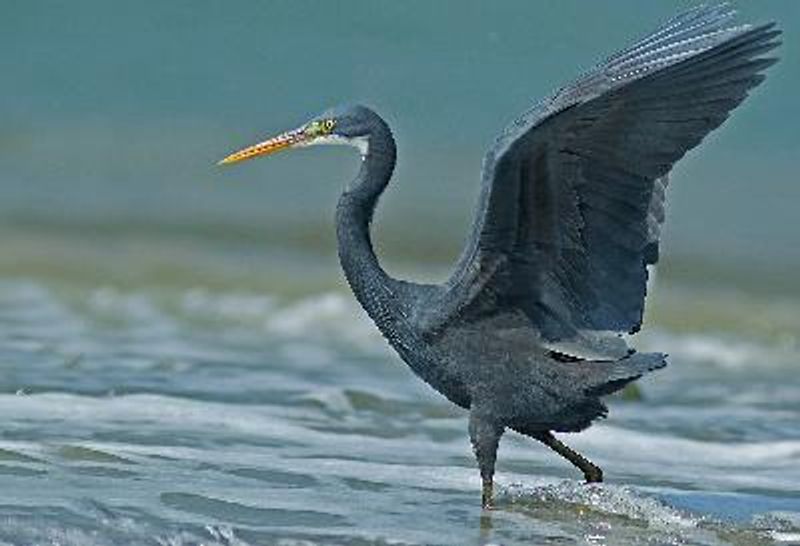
[335,121,397,318]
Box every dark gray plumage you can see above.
[220,4,780,508]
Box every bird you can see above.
[218,4,780,509]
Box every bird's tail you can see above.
[586,352,667,396]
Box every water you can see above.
[0,233,798,545]
[2,2,799,545]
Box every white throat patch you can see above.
[305,134,370,159]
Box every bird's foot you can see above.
[481,478,494,510]
[583,465,603,484]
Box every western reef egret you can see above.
[219,4,780,508]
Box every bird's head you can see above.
[218,104,380,165]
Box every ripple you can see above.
[0,447,42,463]
[160,492,349,528]
[56,445,136,465]
[341,477,392,493]
[0,464,47,477]
[225,467,318,488]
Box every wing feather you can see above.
[425,5,780,343]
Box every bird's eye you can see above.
[323,119,336,131]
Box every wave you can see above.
[3,279,796,369]
[500,480,698,529]
[3,389,799,491]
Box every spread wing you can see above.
[424,4,780,345]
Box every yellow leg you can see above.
[481,477,494,509]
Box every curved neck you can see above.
[335,119,397,312]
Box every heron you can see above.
[219,4,780,508]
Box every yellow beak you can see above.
[217,128,308,166]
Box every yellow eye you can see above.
[323,119,336,131]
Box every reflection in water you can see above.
[478,510,494,544]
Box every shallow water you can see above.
[0,228,798,546]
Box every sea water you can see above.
[0,229,798,545]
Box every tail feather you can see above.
[587,352,667,396]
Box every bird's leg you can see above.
[535,431,603,483]
[481,475,493,510]
[469,406,504,509]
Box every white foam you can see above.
[502,481,698,530]
[264,292,388,353]
[181,288,277,323]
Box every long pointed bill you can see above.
[217,128,309,165]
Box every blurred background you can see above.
[1,2,798,545]
[2,1,798,287]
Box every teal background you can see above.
[2,1,797,278]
